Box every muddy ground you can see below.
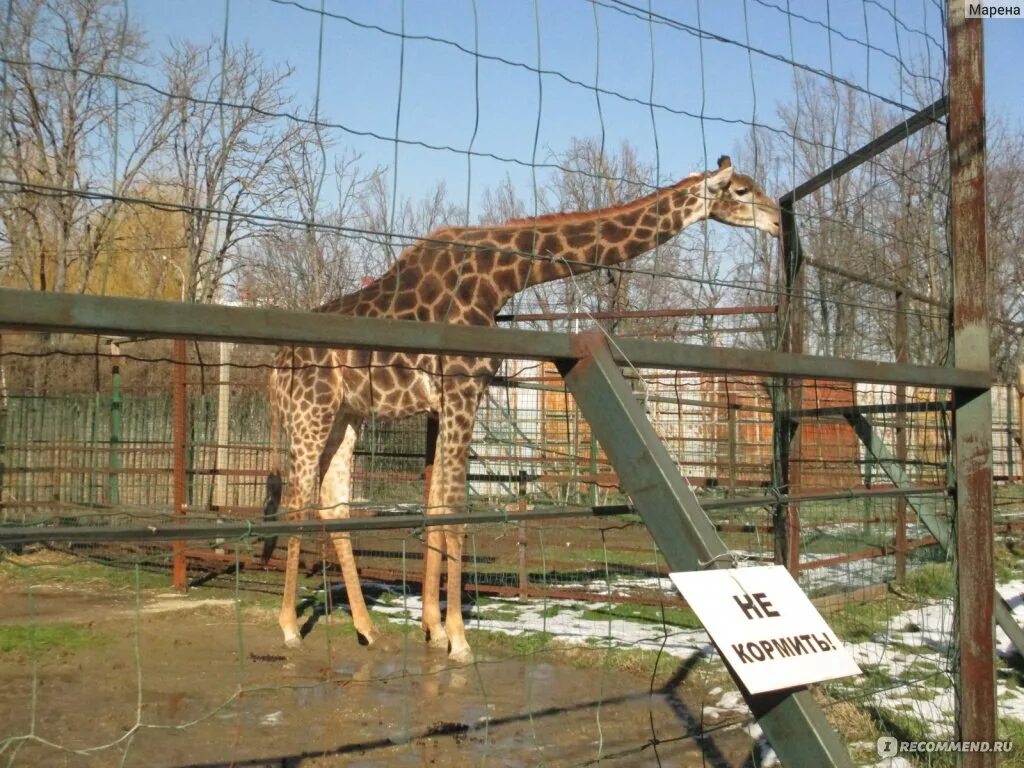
[0,555,758,768]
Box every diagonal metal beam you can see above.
[846,414,951,549]
[558,331,853,768]
[847,413,1024,657]
[779,96,947,206]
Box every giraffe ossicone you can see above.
[266,155,780,663]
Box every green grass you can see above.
[889,640,932,655]
[904,563,954,600]
[994,537,1023,584]
[1,557,170,591]
[474,608,522,623]
[554,547,657,568]
[826,598,900,643]
[0,623,104,655]
[999,717,1024,757]
[900,685,942,701]
[579,602,703,630]
[466,628,556,657]
[857,663,898,689]
[905,658,943,677]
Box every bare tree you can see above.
[987,121,1024,380]
[0,0,172,294]
[239,149,382,310]
[353,172,464,280]
[479,173,528,226]
[160,39,305,302]
[735,74,958,364]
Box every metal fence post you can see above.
[775,200,804,574]
[0,333,6,524]
[894,283,908,582]
[517,469,528,602]
[172,338,188,592]
[213,341,232,509]
[727,401,738,497]
[1007,382,1015,482]
[948,1,996,760]
[108,340,121,505]
[1018,366,1024,474]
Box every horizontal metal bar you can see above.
[704,484,949,512]
[780,96,948,205]
[0,506,631,545]
[495,305,776,323]
[492,375,777,413]
[780,400,952,419]
[0,485,951,546]
[0,288,989,389]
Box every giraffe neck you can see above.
[497,173,707,292]
[321,174,711,326]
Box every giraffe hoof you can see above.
[358,626,379,647]
[283,633,302,649]
[425,626,448,649]
[448,643,474,665]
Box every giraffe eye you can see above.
[734,187,750,196]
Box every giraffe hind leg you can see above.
[278,417,333,648]
[280,534,304,648]
[422,437,448,648]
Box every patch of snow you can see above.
[351,571,1024,747]
[141,596,235,614]
[260,710,284,726]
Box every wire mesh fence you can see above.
[1,0,1021,764]
[2,330,1022,765]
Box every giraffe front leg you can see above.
[430,386,481,663]
[326,530,378,646]
[320,418,377,647]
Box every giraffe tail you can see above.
[261,470,282,564]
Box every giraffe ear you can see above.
[704,163,734,193]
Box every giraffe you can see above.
[265,155,780,663]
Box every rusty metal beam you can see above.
[948,2,997,758]
[781,400,951,419]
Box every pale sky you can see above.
[125,0,1001,217]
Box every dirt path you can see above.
[0,573,757,767]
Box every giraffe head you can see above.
[700,156,780,238]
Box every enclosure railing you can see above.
[0,279,999,766]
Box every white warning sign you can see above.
[669,565,861,694]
